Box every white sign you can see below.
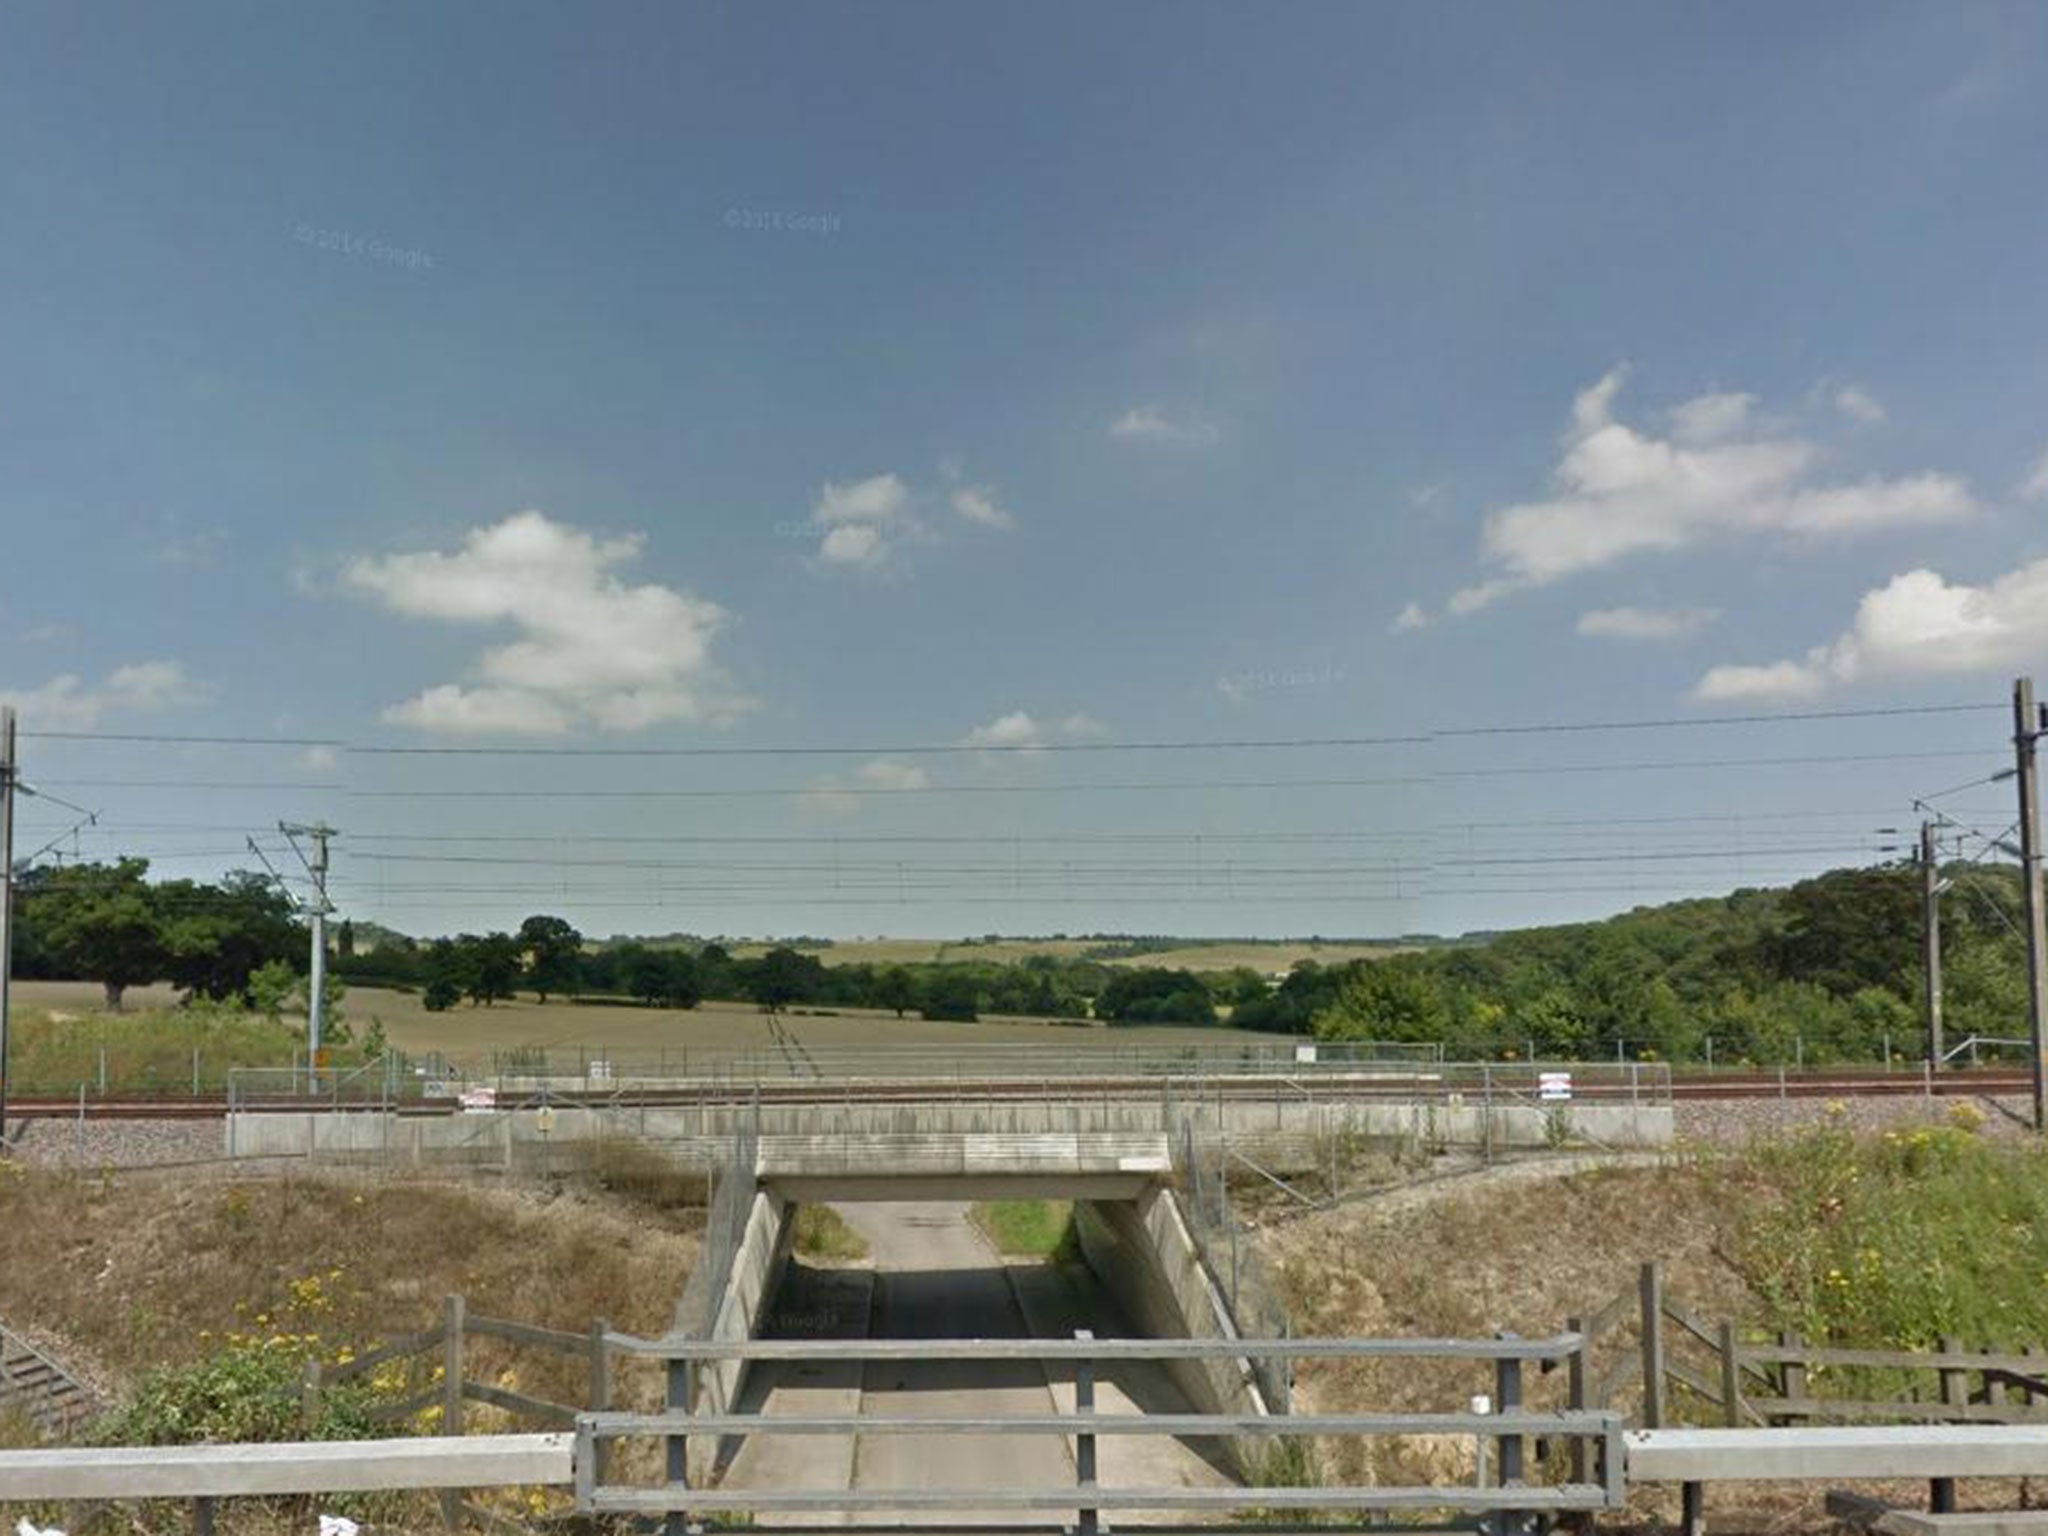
[589,1059,613,1083]
[1538,1071,1573,1103]
[458,1087,497,1113]
[1293,1044,1318,1065]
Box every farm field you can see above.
[10,979,1295,1073]
[721,936,1415,971]
[351,986,1293,1064]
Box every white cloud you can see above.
[155,529,227,568]
[807,467,1012,568]
[818,522,887,568]
[1835,386,1887,425]
[1694,558,2048,701]
[1669,392,1756,445]
[950,486,1013,529]
[814,473,910,528]
[1449,370,1974,612]
[0,660,208,730]
[857,758,930,791]
[1447,578,1523,616]
[2021,445,2048,502]
[344,509,746,736]
[800,756,932,818]
[959,710,1105,751]
[1576,606,1721,641]
[810,472,913,568]
[1110,405,1218,445]
[1391,602,1430,633]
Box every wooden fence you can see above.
[1562,1263,2048,1430]
[305,1294,613,1526]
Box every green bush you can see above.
[1730,1113,2048,1353]
[96,1343,382,1446]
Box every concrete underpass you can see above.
[720,1200,1235,1523]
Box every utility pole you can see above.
[279,821,337,1092]
[2015,678,2048,1133]
[0,707,15,1154]
[1922,820,1945,1072]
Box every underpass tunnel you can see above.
[718,1196,1239,1520]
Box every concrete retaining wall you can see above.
[694,1187,792,1479]
[1075,1188,1270,1474]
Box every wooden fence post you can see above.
[1780,1330,1805,1425]
[1718,1321,1741,1427]
[1941,1336,1967,1417]
[588,1316,611,1487]
[1639,1263,1665,1429]
[439,1293,465,1530]
[1986,1343,2008,1414]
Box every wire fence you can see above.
[670,1098,763,1340]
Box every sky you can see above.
[5,0,2048,941]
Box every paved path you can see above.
[721,1200,1233,1525]
[843,1202,1077,1525]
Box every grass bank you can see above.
[792,1204,870,1261]
[970,1198,1077,1259]
[1260,1106,2043,1489]
[3,1005,378,1095]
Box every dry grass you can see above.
[0,1161,699,1406]
[720,937,1417,971]
[327,985,1282,1064]
[1101,940,1418,972]
[7,979,1288,1078]
[792,1204,870,1262]
[1258,1154,1753,1489]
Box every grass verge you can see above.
[4,1005,376,1095]
[970,1198,1078,1260]
[792,1204,870,1262]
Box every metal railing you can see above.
[578,1329,1621,1530]
[482,1037,1449,1086]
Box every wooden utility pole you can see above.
[2015,678,2048,1133]
[1922,820,1944,1071]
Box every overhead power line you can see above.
[18,699,2000,752]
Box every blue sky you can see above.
[5,0,2048,940]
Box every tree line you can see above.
[13,859,2027,1064]
[332,918,1248,1024]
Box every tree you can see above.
[39,860,167,1010]
[247,959,297,1021]
[1095,967,1217,1026]
[918,967,981,1022]
[1314,959,1450,1044]
[748,946,824,1014]
[875,965,916,1018]
[464,933,521,1007]
[619,945,700,1008]
[518,914,584,1003]
[158,871,303,1003]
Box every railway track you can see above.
[2,1066,2033,1121]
